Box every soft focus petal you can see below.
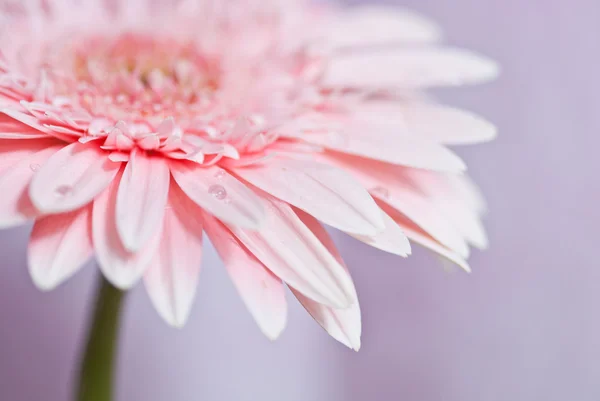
[293,209,361,350]
[144,183,203,328]
[28,206,93,290]
[350,209,412,257]
[323,48,499,89]
[304,129,466,173]
[0,138,60,174]
[29,141,121,214]
[380,201,471,272]
[116,150,170,252]
[93,169,160,289]
[204,215,287,340]
[0,146,59,228]
[170,161,265,229]
[323,5,441,48]
[228,195,356,309]
[232,157,385,236]
[347,101,497,145]
[406,169,488,249]
[320,152,470,257]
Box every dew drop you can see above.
[371,186,390,199]
[214,170,226,180]
[208,184,227,200]
[29,163,41,172]
[55,185,73,197]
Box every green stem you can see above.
[75,275,126,401]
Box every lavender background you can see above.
[2,0,600,400]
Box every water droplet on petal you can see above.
[214,170,226,179]
[208,184,227,200]
[29,163,41,172]
[371,186,390,199]
[55,185,73,197]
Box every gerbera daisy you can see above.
[0,0,498,352]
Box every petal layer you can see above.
[28,206,93,290]
[144,183,203,328]
[170,161,265,229]
[93,169,160,289]
[30,141,121,213]
[232,157,384,236]
[293,210,361,351]
[228,196,356,309]
[116,151,170,251]
[204,215,287,340]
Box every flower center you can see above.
[50,34,222,125]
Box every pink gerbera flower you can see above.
[0,0,497,349]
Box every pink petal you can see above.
[323,5,441,49]
[382,202,471,272]
[138,134,160,150]
[144,183,203,328]
[320,153,470,257]
[0,146,60,228]
[28,206,93,290]
[399,103,497,145]
[0,132,48,139]
[1,108,75,142]
[204,214,287,340]
[0,138,60,174]
[350,209,411,257]
[93,169,161,289]
[29,141,120,214]
[304,128,466,173]
[405,169,488,249]
[228,196,356,309]
[292,210,361,350]
[116,151,170,252]
[232,157,385,236]
[170,161,265,229]
[323,48,499,89]
[346,100,496,145]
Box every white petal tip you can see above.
[30,275,59,292]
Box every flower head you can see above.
[0,0,498,349]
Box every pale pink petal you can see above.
[319,153,470,257]
[228,196,356,309]
[28,206,93,290]
[447,174,487,215]
[232,157,385,236]
[405,169,488,249]
[1,108,76,141]
[93,169,161,289]
[116,151,170,252]
[292,210,361,350]
[143,183,203,328]
[400,103,497,145]
[0,146,60,228]
[0,132,48,139]
[204,214,287,340]
[304,129,466,173]
[29,141,120,213]
[323,5,441,49]
[381,202,471,272]
[350,209,412,257]
[0,138,60,174]
[170,161,265,229]
[323,48,499,89]
[346,100,496,145]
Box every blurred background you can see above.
[2,0,600,400]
